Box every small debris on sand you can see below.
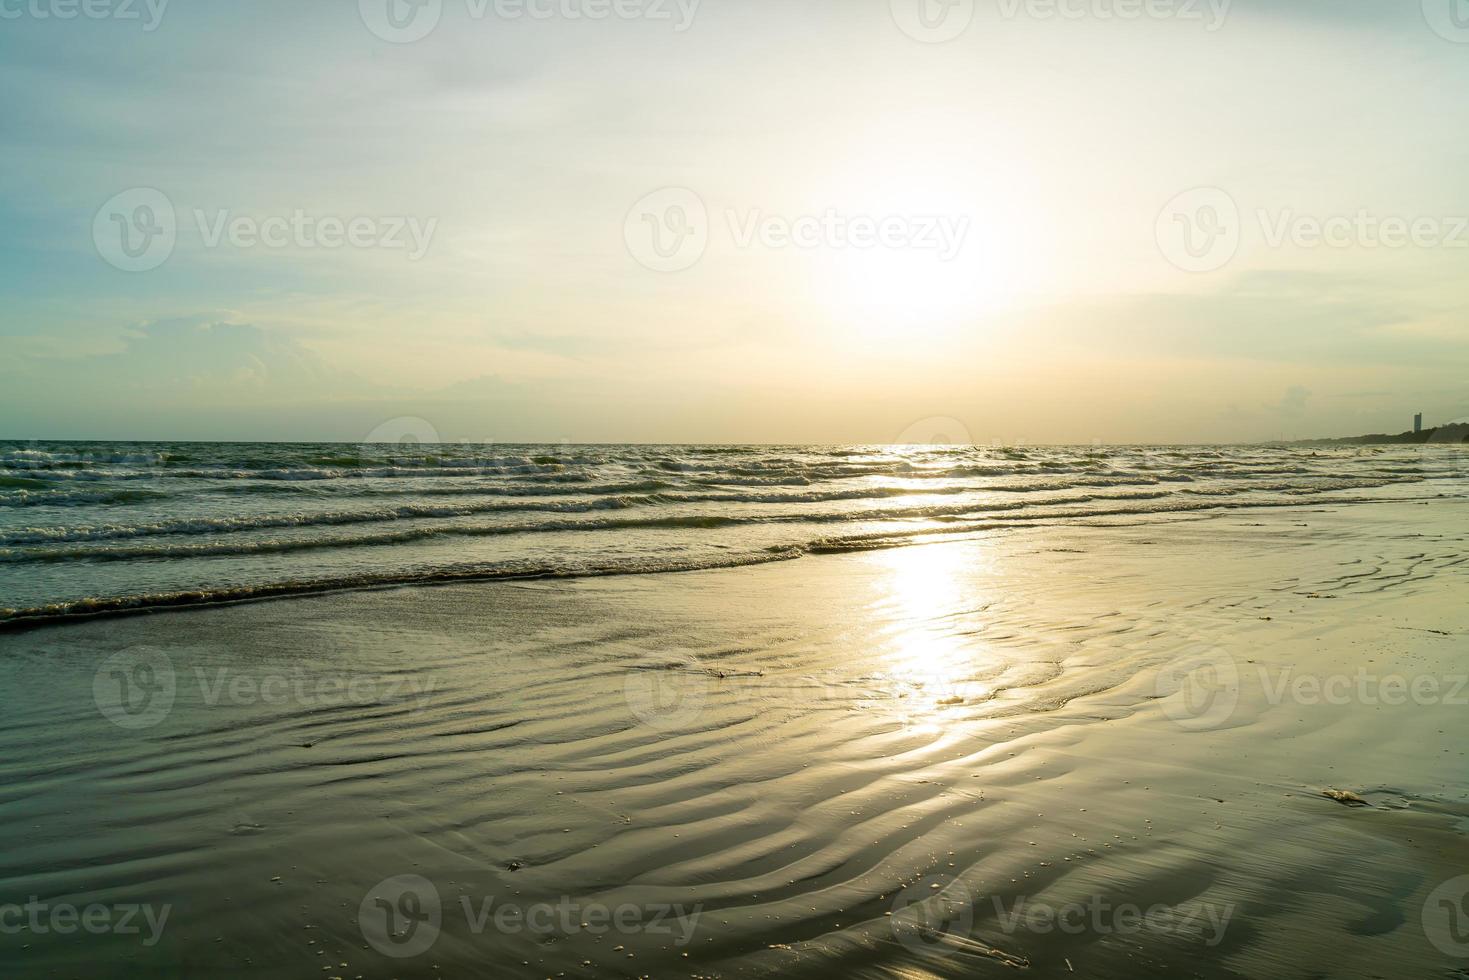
[1322,789,1371,807]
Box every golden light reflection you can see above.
[868,542,996,719]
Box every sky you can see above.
[1,0,1466,444]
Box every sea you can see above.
[1,440,1463,627]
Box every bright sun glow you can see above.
[804,170,1043,339]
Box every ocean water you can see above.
[0,440,1462,626]
[2,447,1469,978]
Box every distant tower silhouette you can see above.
[1414,413,1424,434]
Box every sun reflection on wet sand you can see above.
[867,543,998,720]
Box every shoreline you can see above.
[2,483,1454,634]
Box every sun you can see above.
[801,185,1035,341]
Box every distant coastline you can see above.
[1285,422,1469,446]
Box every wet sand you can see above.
[2,495,1468,978]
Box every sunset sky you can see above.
[2,0,1466,443]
